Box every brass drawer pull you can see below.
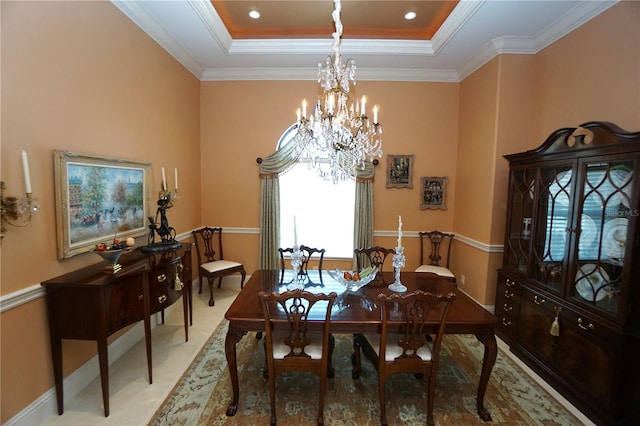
[534,296,545,305]
[158,294,167,304]
[503,303,513,312]
[505,278,515,287]
[138,294,143,300]
[502,318,512,327]
[577,318,594,331]
[504,290,514,299]
[157,274,167,283]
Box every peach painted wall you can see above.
[1,1,200,421]
[532,0,640,140]
[199,81,460,274]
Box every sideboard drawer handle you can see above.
[158,294,167,304]
[578,318,594,331]
[502,318,512,327]
[503,303,513,312]
[534,296,545,305]
[157,274,167,283]
[505,278,515,287]
[504,290,514,299]
[138,294,143,300]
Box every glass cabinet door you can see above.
[571,158,635,317]
[531,163,574,294]
[504,168,536,273]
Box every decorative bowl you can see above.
[327,267,378,291]
[95,249,127,273]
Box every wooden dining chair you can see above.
[354,246,396,271]
[278,245,326,276]
[352,290,456,426]
[191,227,246,306]
[416,231,456,285]
[258,289,337,426]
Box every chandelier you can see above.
[291,0,383,183]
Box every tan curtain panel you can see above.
[258,141,299,269]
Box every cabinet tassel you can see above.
[174,264,184,291]
[550,307,562,336]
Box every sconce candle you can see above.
[21,150,32,194]
[161,167,167,191]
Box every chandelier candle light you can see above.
[292,0,383,183]
[389,215,407,292]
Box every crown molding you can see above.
[201,67,459,82]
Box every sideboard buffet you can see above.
[41,242,192,417]
[495,122,639,425]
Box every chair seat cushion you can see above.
[363,333,433,361]
[415,265,455,278]
[271,332,323,359]
[201,260,243,273]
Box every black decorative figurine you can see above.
[140,192,181,253]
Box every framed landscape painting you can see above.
[386,154,414,188]
[420,176,448,210]
[54,150,152,259]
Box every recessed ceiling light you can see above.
[248,9,260,19]
[404,11,417,20]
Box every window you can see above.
[277,125,356,258]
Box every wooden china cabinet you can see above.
[495,122,639,425]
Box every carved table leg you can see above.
[225,326,246,416]
[475,330,497,422]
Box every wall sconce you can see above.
[1,150,40,241]
[1,183,40,240]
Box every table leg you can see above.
[97,338,110,417]
[475,331,497,422]
[225,326,246,416]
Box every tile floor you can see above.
[39,275,595,426]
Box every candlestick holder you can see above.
[388,245,407,292]
[287,245,305,290]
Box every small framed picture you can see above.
[420,176,448,210]
[386,154,414,188]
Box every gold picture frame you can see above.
[54,150,152,259]
[420,176,448,210]
[386,154,414,188]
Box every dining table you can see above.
[224,269,498,421]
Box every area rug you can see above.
[149,320,584,425]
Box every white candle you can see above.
[397,215,403,247]
[174,167,178,190]
[297,108,301,122]
[21,150,32,194]
[293,215,298,247]
[373,105,378,124]
[361,96,366,116]
[161,167,166,191]
[302,99,307,118]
